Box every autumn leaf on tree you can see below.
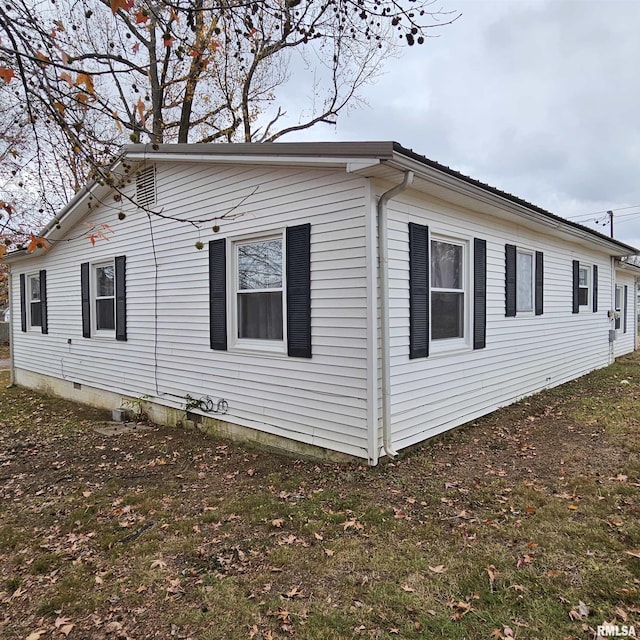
[110,0,134,15]
[75,72,95,96]
[26,235,49,252]
[137,97,146,126]
[0,246,7,259]
[59,71,73,87]
[0,67,15,83]
[75,93,89,108]
[113,111,123,133]
[84,223,113,246]
[135,11,149,24]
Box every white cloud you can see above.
[288,0,640,247]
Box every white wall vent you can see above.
[136,165,156,208]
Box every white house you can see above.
[5,142,638,465]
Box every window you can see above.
[615,285,622,330]
[94,262,115,332]
[235,236,284,342]
[20,270,47,334]
[506,245,544,317]
[572,261,596,314]
[578,266,590,306]
[409,224,486,358]
[209,225,311,357]
[28,274,42,329]
[430,238,466,341]
[516,250,534,312]
[81,257,127,340]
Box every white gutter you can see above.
[386,155,638,257]
[377,170,414,459]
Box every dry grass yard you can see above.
[0,354,639,639]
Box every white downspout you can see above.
[377,170,414,459]
[610,256,616,364]
[8,268,15,386]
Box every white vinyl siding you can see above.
[11,163,371,459]
[384,188,621,452]
[614,270,636,357]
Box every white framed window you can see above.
[232,234,285,351]
[516,250,534,313]
[93,261,115,333]
[615,285,623,330]
[27,273,42,329]
[430,236,468,346]
[578,265,590,307]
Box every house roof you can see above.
[6,141,639,261]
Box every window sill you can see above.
[229,339,287,357]
[86,332,116,340]
[429,338,472,358]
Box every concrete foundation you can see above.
[13,368,355,463]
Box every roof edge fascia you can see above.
[123,141,393,170]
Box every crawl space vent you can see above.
[136,165,156,208]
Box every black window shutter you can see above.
[39,269,48,334]
[572,260,579,314]
[19,273,27,332]
[115,255,127,341]
[623,285,628,333]
[473,238,487,350]
[409,222,429,359]
[286,224,312,358]
[505,244,517,317]
[534,251,544,316]
[592,265,598,313]
[81,262,91,338]
[209,238,227,351]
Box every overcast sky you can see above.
[288,0,640,248]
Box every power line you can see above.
[566,203,640,221]
[614,210,640,220]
